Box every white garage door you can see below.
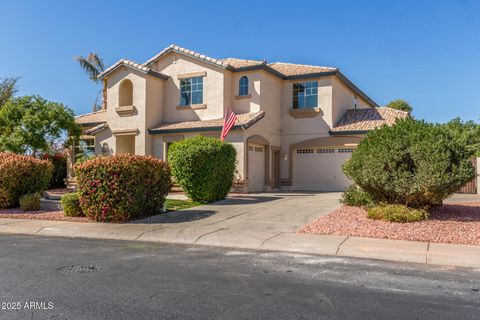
[248,144,265,192]
[293,147,354,191]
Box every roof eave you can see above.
[284,71,338,80]
[148,124,243,135]
[335,71,380,108]
[76,121,107,127]
[98,63,168,80]
[329,130,369,136]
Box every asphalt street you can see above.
[0,234,479,320]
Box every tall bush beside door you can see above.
[168,136,237,202]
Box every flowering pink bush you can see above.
[0,152,53,208]
[74,154,171,222]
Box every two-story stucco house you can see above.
[74,45,408,192]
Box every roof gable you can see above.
[98,59,168,80]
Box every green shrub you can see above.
[19,193,41,211]
[0,188,9,209]
[340,185,374,207]
[0,152,53,207]
[74,154,171,222]
[343,118,475,208]
[61,193,83,217]
[42,153,67,188]
[367,204,429,223]
[168,136,236,202]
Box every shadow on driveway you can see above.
[129,209,217,224]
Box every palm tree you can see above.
[74,53,106,112]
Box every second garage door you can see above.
[293,147,354,191]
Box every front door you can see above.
[272,150,280,189]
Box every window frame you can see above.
[239,76,249,96]
[292,81,318,109]
[179,76,204,106]
[74,137,95,163]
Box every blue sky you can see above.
[1,0,479,123]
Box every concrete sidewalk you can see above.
[1,192,479,269]
[0,217,479,269]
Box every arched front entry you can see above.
[246,135,270,192]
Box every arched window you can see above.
[239,76,249,96]
[119,79,133,106]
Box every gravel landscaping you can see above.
[298,202,480,245]
[0,209,89,222]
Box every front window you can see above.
[180,76,203,106]
[239,76,249,96]
[74,138,95,163]
[293,81,318,109]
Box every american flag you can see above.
[220,106,237,141]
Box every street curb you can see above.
[0,218,479,269]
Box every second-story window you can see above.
[239,76,249,96]
[180,76,203,106]
[293,81,318,109]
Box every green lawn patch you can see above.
[165,199,202,212]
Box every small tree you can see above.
[385,99,413,112]
[168,136,236,202]
[442,118,480,156]
[0,77,19,108]
[343,118,475,208]
[0,95,81,155]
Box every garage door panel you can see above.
[293,148,353,191]
[248,144,265,192]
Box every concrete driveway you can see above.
[131,192,342,248]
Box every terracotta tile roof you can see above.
[149,111,265,134]
[331,107,410,134]
[75,110,107,126]
[143,45,338,76]
[268,62,337,77]
[218,58,266,69]
[98,59,168,80]
[144,44,230,68]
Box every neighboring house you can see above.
[74,44,408,192]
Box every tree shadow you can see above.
[130,209,217,224]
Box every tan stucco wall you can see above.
[152,52,227,122]
[230,71,261,113]
[145,76,164,155]
[331,76,372,127]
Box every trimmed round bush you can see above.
[168,136,236,202]
[0,152,53,207]
[343,119,475,208]
[42,153,67,188]
[74,154,171,222]
[340,185,374,207]
[61,193,83,217]
[19,193,41,211]
[367,204,429,223]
